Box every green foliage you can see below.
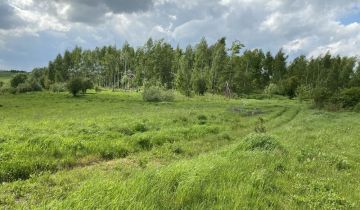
[142,86,174,102]
[0,86,16,94]
[353,103,360,112]
[296,84,312,102]
[339,87,360,108]
[243,133,282,151]
[293,179,353,209]
[16,83,33,93]
[67,78,83,96]
[193,77,207,95]
[254,117,266,133]
[20,37,359,106]
[176,46,193,97]
[313,87,331,108]
[10,73,27,88]
[0,81,4,88]
[264,83,279,98]
[95,86,102,92]
[282,76,299,99]
[81,79,94,94]
[49,83,67,93]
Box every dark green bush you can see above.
[313,87,331,108]
[0,81,4,88]
[10,73,27,88]
[81,79,94,94]
[282,76,299,99]
[67,78,83,96]
[194,78,207,95]
[339,87,360,108]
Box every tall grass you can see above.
[0,91,359,209]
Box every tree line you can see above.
[3,37,360,109]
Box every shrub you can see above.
[296,85,312,102]
[312,87,331,108]
[0,86,16,94]
[27,79,42,91]
[353,103,360,112]
[81,79,94,94]
[67,78,83,96]
[339,87,360,108]
[143,86,162,102]
[16,83,32,93]
[282,77,299,99]
[264,83,279,98]
[0,81,4,88]
[194,78,207,95]
[143,86,175,102]
[161,90,175,102]
[10,73,27,88]
[95,86,102,93]
[50,83,67,93]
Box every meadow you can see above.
[0,71,16,83]
[0,91,359,209]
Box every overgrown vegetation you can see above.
[0,91,360,209]
[142,86,175,102]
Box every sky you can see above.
[0,0,360,71]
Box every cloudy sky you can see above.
[0,0,359,70]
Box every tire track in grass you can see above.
[268,106,301,130]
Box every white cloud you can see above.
[0,0,360,70]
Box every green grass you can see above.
[0,91,359,209]
[0,71,16,83]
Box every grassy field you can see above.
[0,71,14,83]
[0,91,359,209]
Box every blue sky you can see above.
[340,6,360,25]
[0,0,359,71]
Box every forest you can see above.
[2,37,360,110]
